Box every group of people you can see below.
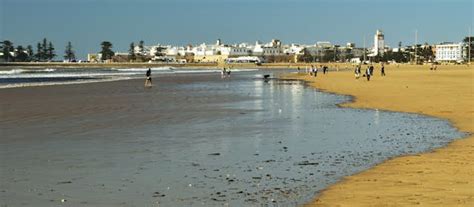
[308,65,329,77]
[143,66,233,88]
[354,63,385,81]
[221,67,231,78]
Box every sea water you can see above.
[0,69,464,206]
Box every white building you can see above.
[252,40,283,56]
[283,44,305,55]
[225,56,262,64]
[435,42,465,62]
[316,41,333,48]
[373,29,385,56]
[149,39,286,60]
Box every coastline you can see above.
[1,62,472,205]
[284,65,473,206]
[0,62,355,70]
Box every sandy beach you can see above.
[286,64,474,206]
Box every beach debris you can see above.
[208,153,221,156]
[295,161,319,166]
[153,192,165,197]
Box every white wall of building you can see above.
[435,43,465,62]
[373,29,385,56]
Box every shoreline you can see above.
[284,65,473,206]
[0,61,363,70]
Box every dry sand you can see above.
[286,64,474,206]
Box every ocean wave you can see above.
[0,68,258,89]
[0,72,143,79]
[0,77,131,89]
[223,68,258,72]
[113,67,174,72]
[0,68,57,75]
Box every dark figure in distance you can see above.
[145,68,152,87]
[366,67,371,81]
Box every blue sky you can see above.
[1,0,473,59]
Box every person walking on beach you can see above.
[221,67,226,79]
[145,68,152,87]
[381,64,386,76]
[314,65,318,77]
[366,66,371,81]
[354,65,360,79]
[369,65,374,76]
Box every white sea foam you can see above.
[223,68,258,72]
[0,72,142,79]
[113,67,174,72]
[0,68,57,74]
[0,69,28,74]
[0,67,258,89]
[0,77,131,89]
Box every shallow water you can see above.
[0,70,464,206]
[0,67,257,88]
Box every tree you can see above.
[42,38,48,60]
[333,45,340,62]
[1,40,14,62]
[154,46,166,57]
[15,45,29,62]
[321,49,335,62]
[420,43,434,62]
[35,42,43,61]
[138,40,145,55]
[463,36,474,61]
[128,42,136,61]
[100,41,115,61]
[298,48,313,63]
[26,45,34,61]
[47,41,56,61]
[64,41,75,62]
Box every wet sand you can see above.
[287,65,474,206]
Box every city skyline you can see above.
[2,0,473,59]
